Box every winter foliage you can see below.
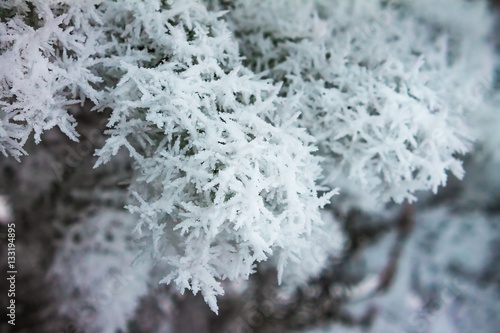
[0,0,499,320]
[90,0,338,312]
[0,0,105,160]
[228,0,497,209]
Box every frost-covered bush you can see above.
[1,0,498,315]
[93,0,339,312]
[1,0,341,312]
[0,0,106,160]
[227,0,497,209]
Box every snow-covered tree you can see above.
[0,1,498,331]
[93,0,340,313]
[227,0,497,209]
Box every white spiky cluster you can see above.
[1,0,497,314]
[228,0,496,209]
